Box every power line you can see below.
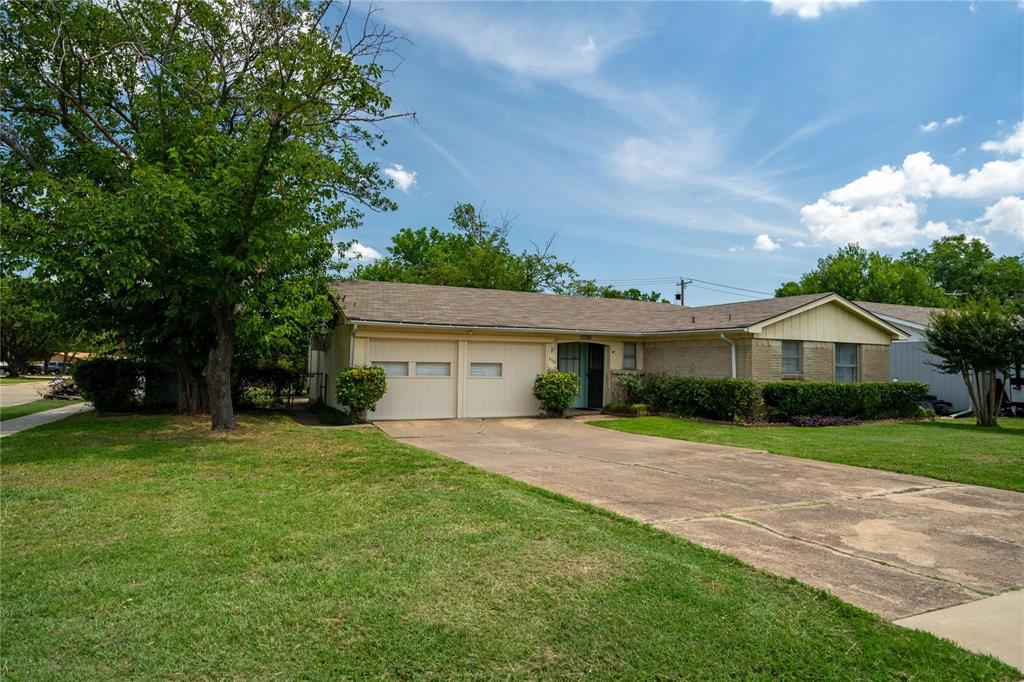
[594,275,773,297]
[686,283,766,299]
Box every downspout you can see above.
[720,333,736,379]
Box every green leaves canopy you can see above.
[2,0,407,425]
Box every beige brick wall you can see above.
[803,342,835,382]
[750,339,780,381]
[860,344,891,382]
[642,338,753,379]
[641,338,891,384]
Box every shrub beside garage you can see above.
[616,374,929,424]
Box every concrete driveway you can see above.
[378,417,1024,624]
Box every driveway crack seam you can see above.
[717,514,994,597]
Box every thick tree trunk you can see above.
[206,301,237,430]
[176,356,208,414]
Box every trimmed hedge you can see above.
[72,358,142,412]
[621,375,765,423]
[616,373,928,423]
[762,381,928,421]
[532,371,579,417]
[336,366,388,414]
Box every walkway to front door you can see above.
[377,417,1024,625]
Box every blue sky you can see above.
[342,1,1023,305]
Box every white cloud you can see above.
[768,0,865,20]
[380,4,641,81]
[981,120,1024,155]
[976,196,1024,239]
[753,234,782,251]
[608,134,718,187]
[800,131,1024,248]
[920,115,965,133]
[801,198,953,248]
[342,242,382,262]
[825,152,1024,205]
[383,164,417,192]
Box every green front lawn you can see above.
[1,399,82,422]
[596,416,1024,492]
[2,413,1015,680]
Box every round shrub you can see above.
[336,366,388,415]
[72,358,142,412]
[532,371,579,417]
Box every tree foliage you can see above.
[0,276,60,376]
[775,245,948,305]
[355,204,579,292]
[2,0,408,428]
[777,237,1024,306]
[924,301,1024,427]
[356,202,667,301]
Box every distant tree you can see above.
[568,280,667,303]
[775,245,948,306]
[2,0,407,429]
[903,235,1024,304]
[0,276,60,376]
[356,203,579,292]
[925,301,1024,427]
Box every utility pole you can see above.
[675,275,693,306]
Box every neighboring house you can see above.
[309,280,907,420]
[857,301,1024,412]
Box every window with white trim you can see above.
[835,343,859,383]
[622,342,637,370]
[470,362,502,377]
[372,361,408,377]
[415,362,451,377]
[781,340,802,376]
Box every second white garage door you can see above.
[365,338,545,420]
[463,341,545,418]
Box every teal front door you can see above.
[557,342,588,409]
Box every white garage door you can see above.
[367,339,458,420]
[464,342,544,418]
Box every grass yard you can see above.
[596,416,1024,492]
[0,377,51,385]
[2,413,1017,680]
[0,398,81,422]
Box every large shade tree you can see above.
[1,0,409,428]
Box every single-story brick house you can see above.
[308,280,908,420]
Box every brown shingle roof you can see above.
[855,301,943,327]
[330,280,836,335]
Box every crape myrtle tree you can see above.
[1,0,409,429]
[925,301,1024,427]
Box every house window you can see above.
[835,343,859,383]
[622,342,637,370]
[415,362,450,377]
[781,341,802,376]
[557,343,580,374]
[372,361,408,377]
[470,362,502,378]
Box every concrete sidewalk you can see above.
[0,402,93,437]
[896,589,1024,671]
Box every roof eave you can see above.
[346,318,750,337]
